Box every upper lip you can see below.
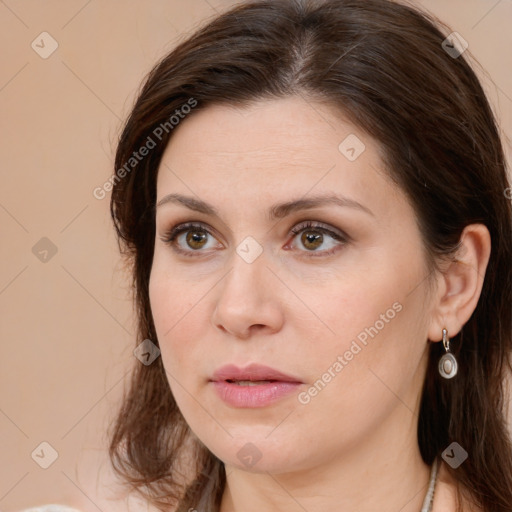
[211,363,303,383]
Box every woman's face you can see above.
[149,96,435,473]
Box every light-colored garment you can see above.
[19,505,82,512]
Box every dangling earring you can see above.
[438,328,458,379]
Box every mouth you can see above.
[224,379,280,386]
[210,364,303,408]
[210,363,303,384]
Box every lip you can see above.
[211,363,303,383]
[210,363,303,408]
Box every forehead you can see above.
[155,96,403,222]
[160,96,365,169]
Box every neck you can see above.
[219,410,432,512]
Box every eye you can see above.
[287,220,348,258]
[160,220,349,258]
[160,222,221,257]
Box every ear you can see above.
[427,224,491,342]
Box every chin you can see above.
[207,436,309,474]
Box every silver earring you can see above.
[438,328,458,379]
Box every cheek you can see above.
[298,249,430,398]
[149,268,200,372]
[293,291,428,444]
[148,259,220,411]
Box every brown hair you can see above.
[108,0,512,510]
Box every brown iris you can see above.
[301,231,323,251]
[186,230,208,250]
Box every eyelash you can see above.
[160,220,349,259]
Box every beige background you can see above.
[1,1,511,511]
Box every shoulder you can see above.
[17,506,83,512]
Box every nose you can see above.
[211,248,285,340]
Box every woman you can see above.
[107,0,512,511]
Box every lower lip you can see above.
[211,381,302,408]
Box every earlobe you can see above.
[427,223,491,342]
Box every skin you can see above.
[149,96,490,512]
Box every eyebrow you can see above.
[155,192,374,220]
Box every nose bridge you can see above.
[212,239,283,337]
[223,236,269,301]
